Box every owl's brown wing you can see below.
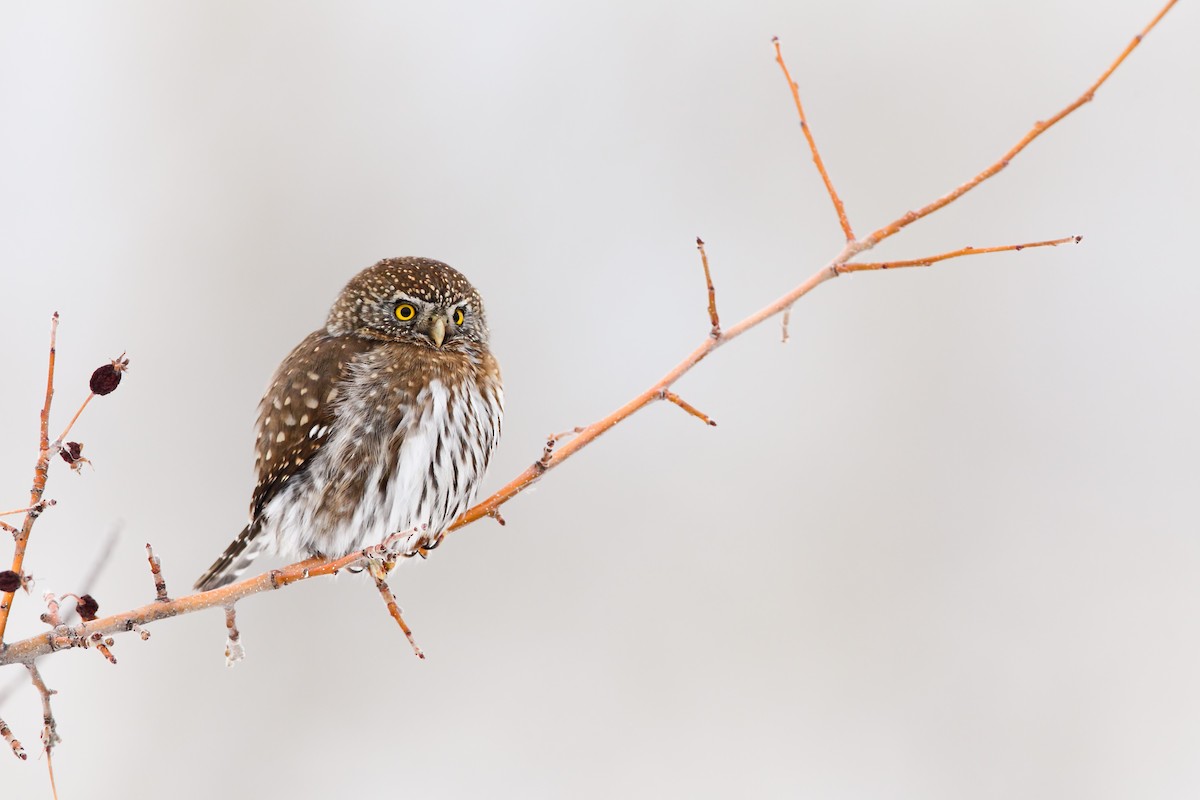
[250,330,375,521]
[193,330,374,591]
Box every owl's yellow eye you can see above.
[453,308,465,326]
[395,303,416,322]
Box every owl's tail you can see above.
[194,525,268,591]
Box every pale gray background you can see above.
[0,1,1197,798]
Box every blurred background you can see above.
[0,1,1197,797]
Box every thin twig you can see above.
[367,559,424,659]
[838,236,1080,273]
[773,37,855,242]
[781,305,792,344]
[26,663,59,798]
[224,606,244,666]
[696,238,721,338]
[0,314,59,644]
[661,391,717,427]
[861,1,1178,250]
[0,711,26,760]
[146,543,170,602]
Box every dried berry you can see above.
[77,594,99,622]
[90,356,129,396]
[60,441,83,464]
[0,570,22,593]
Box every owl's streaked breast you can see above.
[260,344,503,561]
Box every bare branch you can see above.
[443,2,1176,536]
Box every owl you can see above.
[194,257,503,591]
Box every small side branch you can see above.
[145,543,170,602]
[26,663,59,753]
[838,236,1080,273]
[224,606,244,666]
[0,712,26,760]
[367,559,424,660]
[773,38,855,242]
[696,238,721,338]
[661,390,717,427]
[27,662,60,798]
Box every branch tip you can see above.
[696,238,721,338]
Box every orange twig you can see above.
[773,37,855,242]
[371,572,424,660]
[862,1,1177,249]
[839,236,1081,273]
[696,238,721,338]
[0,314,59,644]
[661,390,717,427]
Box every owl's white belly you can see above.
[261,377,502,561]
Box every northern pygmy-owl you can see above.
[194,257,503,591]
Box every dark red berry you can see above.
[0,571,21,593]
[60,441,83,464]
[77,594,99,622]
[90,364,122,395]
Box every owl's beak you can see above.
[428,315,446,348]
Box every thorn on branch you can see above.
[0,714,26,760]
[224,606,245,667]
[146,543,170,602]
[696,238,721,338]
[660,390,717,427]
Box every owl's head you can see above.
[326,256,490,351]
